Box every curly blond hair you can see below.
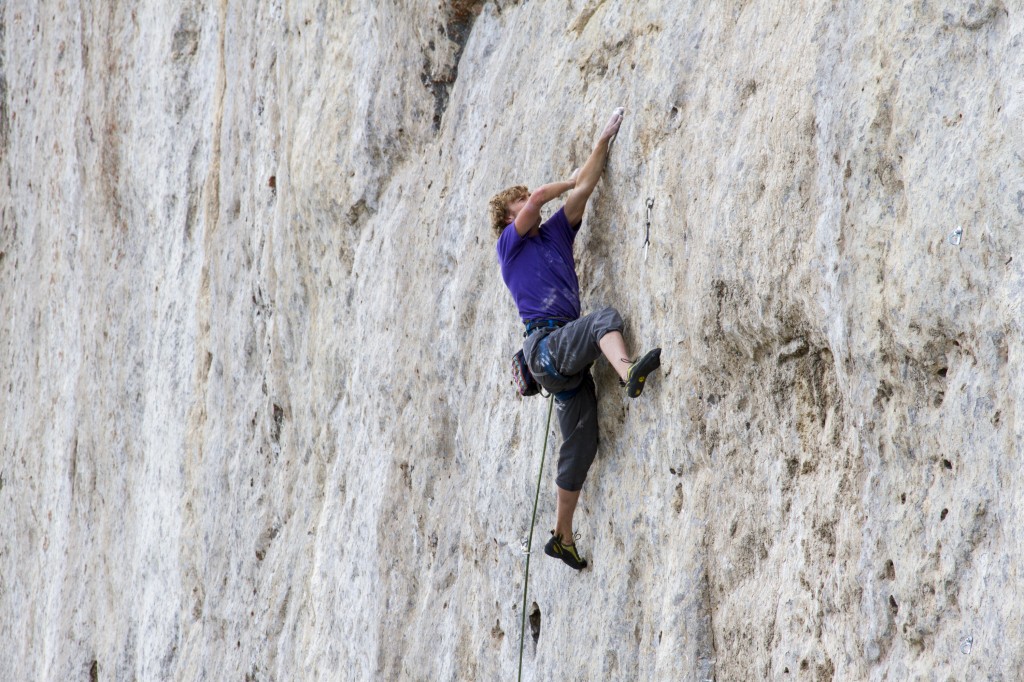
[488,185,529,237]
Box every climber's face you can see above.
[506,197,528,224]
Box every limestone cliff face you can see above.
[2,1,1022,679]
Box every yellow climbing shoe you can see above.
[623,348,662,398]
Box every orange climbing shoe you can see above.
[622,348,661,398]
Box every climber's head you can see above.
[489,185,530,237]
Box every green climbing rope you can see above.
[518,394,555,682]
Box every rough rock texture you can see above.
[2,1,1022,680]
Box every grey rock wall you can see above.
[2,1,1022,680]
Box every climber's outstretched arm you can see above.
[513,179,575,237]
[564,108,624,226]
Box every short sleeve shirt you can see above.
[496,206,582,322]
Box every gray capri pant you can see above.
[521,306,624,491]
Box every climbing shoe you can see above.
[622,348,662,398]
[544,532,588,570]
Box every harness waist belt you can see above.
[524,318,569,337]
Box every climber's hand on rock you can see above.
[569,167,581,185]
[600,107,624,143]
[564,109,622,225]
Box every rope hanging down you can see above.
[518,395,555,682]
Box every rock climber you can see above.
[490,107,662,570]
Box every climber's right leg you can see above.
[545,306,624,376]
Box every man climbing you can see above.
[491,107,661,571]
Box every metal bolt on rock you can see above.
[960,635,973,655]
[949,225,963,246]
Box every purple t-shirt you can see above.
[496,206,582,322]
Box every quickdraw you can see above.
[643,197,654,261]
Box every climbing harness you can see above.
[513,320,581,401]
[643,197,654,261]
[523,318,567,338]
[518,395,555,682]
